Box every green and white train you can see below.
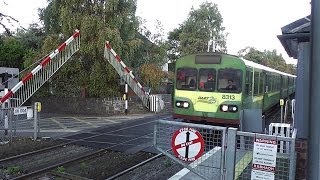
[173,53,296,126]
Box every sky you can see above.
[0,0,311,64]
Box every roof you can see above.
[242,58,296,77]
[278,15,311,59]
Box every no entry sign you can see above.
[171,127,205,162]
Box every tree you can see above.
[238,46,296,74]
[38,0,148,97]
[0,35,25,69]
[167,2,228,62]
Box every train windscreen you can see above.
[199,68,216,92]
[217,68,242,93]
[176,68,197,91]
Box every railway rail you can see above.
[0,115,171,179]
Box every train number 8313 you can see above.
[222,94,235,100]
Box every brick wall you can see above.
[295,138,308,180]
[32,95,172,116]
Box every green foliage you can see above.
[0,35,26,69]
[163,158,172,167]
[238,47,296,74]
[167,2,227,62]
[37,0,163,97]
[6,166,22,175]
[55,166,65,173]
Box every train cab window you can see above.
[199,68,216,91]
[176,68,197,91]
[217,68,242,93]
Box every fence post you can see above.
[225,128,237,180]
[33,103,38,140]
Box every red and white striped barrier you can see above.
[105,41,147,95]
[0,30,80,105]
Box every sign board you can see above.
[171,127,205,162]
[251,138,277,180]
[27,108,33,119]
[14,107,28,115]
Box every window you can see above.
[259,73,265,94]
[199,68,216,92]
[253,72,259,95]
[217,68,242,93]
[245,68,252,95]
[176,68,197,90]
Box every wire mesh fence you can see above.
[234,131,296,180]
[154,120,297,180]
[0,106,38,144]
[154,120,227,180]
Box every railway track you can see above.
[0,115,172,179]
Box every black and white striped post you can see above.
[124,83,128,115]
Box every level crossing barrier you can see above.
[104,42,150,110]
[0,30,80,108]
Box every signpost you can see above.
[171,127,205,162]
[251,138,277,180]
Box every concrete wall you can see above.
[32,95,172,116]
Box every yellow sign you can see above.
[36,102,41,112]
[280,99,284,106]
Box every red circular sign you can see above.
[171,127,205,162]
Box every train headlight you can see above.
[228,105,238,112]
[176,102,181,107]
[183,102,189,108]
[221,105,228,112]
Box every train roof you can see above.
[241,58,296,77]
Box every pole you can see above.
[33,103,38,140]
[4,72,8,136]
[308,0,320,179]
[124,83,128,115]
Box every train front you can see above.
[173,54,243,126]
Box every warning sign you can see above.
[171,127,205,162]
[251,138,277,180]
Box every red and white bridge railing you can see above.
[0,30,80,107]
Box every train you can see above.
[173,53,296,126]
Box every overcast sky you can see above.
[0,0,311,64]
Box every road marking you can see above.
[49,118,68,129]
[168,147,221,180]
[234,151,253,180]
[71,117,98,127]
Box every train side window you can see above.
[176,68,197,91]
[217,68,242,93]
[199,68,216,92]
[245,69,252,95]
[259,73,265,95]
[253,72,259,95]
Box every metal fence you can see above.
[154,120,227,180]
[234,131,296,180]
[0,105,39,144]
[154,120,297,180]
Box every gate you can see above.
[0,105,39,144]
[154,120,227,180]
[154,120,297,180]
